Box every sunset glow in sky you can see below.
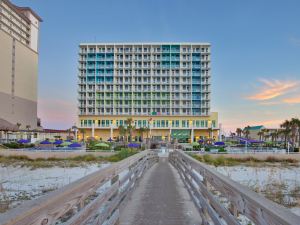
[14,0,300,133]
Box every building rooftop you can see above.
[3,0,43,22]
[244,125,265,131]
[79,42,211,46]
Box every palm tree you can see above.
[16,123,21,130]
[118,125,127,142]
[290,118,300,148]
[67,128,72,140]
[257,131,264,141]
[243,126,250,139]
[280,120,291,149]
[3,128,9,143]
[79,128,86,142]
[137,127,145,142]
[261,129,269,141]
[144,127,150,139]
[125,118,134,142]
[26,125,31,140]
[16,123,21,140]
[236,128,242,137]
[208,127,212,140]
[270,131,279,144]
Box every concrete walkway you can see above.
[120,157,201,225]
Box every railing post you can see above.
[201,176,212,225]
[229,203,239,217]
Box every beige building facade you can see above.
[0,0,42,129]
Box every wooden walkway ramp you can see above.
[120,157,201,225]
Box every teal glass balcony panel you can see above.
[162,53,170,61]
[171,53,180,61]
[96,77,105,83]
[105,61,114,69]
[162,62,170,69]
[162,45,170,53]
[105,77,114,83]
[192,94,201,100]
[171,45,180,52]
[96,69,105,75]
[87,53,96,60]
[87,64,95,69]
[192,53,201,61]
[192,109,201,116]
[96,62,105,68]
[106,69,114,75]
[192,78,201,84]
[96,53,105,60]
[192,69,201,76]
[105,53,114,60]
[87,77,95,83]
[171,62,180,69]
[87,69,95,74]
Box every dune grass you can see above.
[191,154,299,167]
[0,149,139,169]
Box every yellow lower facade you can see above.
[78,112,218,142]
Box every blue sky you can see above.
[14,0,300,133]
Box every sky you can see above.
[14,0,300,133]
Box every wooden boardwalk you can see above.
[1,149,300,225]
[120,157,201,225]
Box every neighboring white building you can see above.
[0,0,42,129]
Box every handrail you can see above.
[0,150,158,225]
[169,150,300,225]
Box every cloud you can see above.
[290,37,300,47]
[282,96,300,104]
[246,79,299,101]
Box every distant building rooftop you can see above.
[243,125,265,131]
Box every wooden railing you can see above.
[169,150,300,225]
[0,150,158,225]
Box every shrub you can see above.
[106,148,137,162]
[3,142,34,149]
[72,154,97,161]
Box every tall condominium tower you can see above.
[78,43,218,142]
[0,0,42,129]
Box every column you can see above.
[110,126,113,139]
[169,120,172,142]
[92,122,95,138]
[189,120,194,143]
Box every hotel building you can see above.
[0,0,42,129]
[77,43,218,142]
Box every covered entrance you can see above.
[171,129,191,142]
